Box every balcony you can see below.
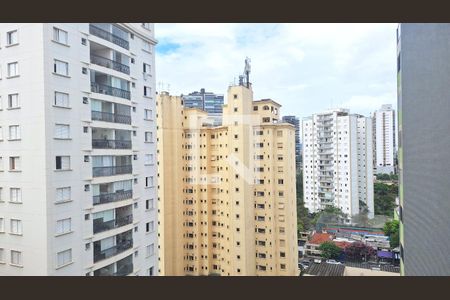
[91,54,130,75]
[92,139,131,150]
[92,110,131,125]
[91,82,130,100]
[93,189,133,205]
[91,70,131,100]
[93,213,133,234]
[89,24,129,50]
[93,230,133,263]
[94,255,133,276]
[93,165,132,177]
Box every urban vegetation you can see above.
[318,241,342,259]
[374,182,398,217]
[383,220,400,248]
[344,242,376,262]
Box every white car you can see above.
[326,259,342,265]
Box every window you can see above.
[56,218,72,235]
[54,124,70,139]
[55,156,70,170]
[146,199,154,210]
[146,244,154,257]
[10,250,22,266]
[0,248,4,263]
[8,94,19,109]
[146,176,154,187]
[10,188,21,203]
[144,154,154,165]
[146,221,154,232]
[56,187,71,203]
[10,219,22,235]
[54,60,69,76]
[53,27,68,45]
[148,267,154,276]
[143,41,151,52]
[7,62,19,77]
[144,86,151,97]
[57,249,72,268]
[7,30,18,45]
[0,218,4,232]
[145,132,153,142]
[0,128,3,141]
[8,125,20,140]
[144,109,153,120]
[9,157,20,171]
[54,92,69,107]
[142,23,151,30]
[143,63,151,75]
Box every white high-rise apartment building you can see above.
[302,108,374,219]
[372,104,396,174]
[0,23,157,276]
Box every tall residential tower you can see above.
[0,23,158,276]
[182,89,224,126]
[302,109,374,219]
[282,116,301,169]
[157,79,298,276]
[372,104,396,175]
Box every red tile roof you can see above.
[308,233,333,245]
[334,241,352,249]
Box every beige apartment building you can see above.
[157,81,298,276]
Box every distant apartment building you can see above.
[302,109,374,219]
[397,23,450,276]
[0,23,157,276]
[157,80,298,276]
[182,88,224,126]
[372,104,396,174]
[282,115,301,168]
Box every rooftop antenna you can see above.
[244,57,251,88]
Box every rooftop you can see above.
[304,262,345,276]
[308,232,333,245]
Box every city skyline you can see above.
[155,23,398,120]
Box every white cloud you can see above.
[155,23,398,120]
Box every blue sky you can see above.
[154,24,398,121]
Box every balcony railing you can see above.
[94,239,133,263]
[93,215,133,234]
[93,190,133,205]
[91,83,131,100]
[91,111,131,125]
[92,139,132,149]
[89,24,129,50]
[91,54,130,75]
[93,165,132,177]
[113,263,133,276]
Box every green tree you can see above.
[318,241,342,259]
[383,220,400,248]
[374,182,398,217]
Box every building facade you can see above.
[0,23,158,275]
[281,115,301,169]
[157,82,298,276]
[372,104,396,175]
[182,88,224,126]
[302,109,374,219]
[397,23,450,276]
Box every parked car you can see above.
[326,259,342,265]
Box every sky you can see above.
[154,23,398,121]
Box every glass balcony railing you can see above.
[92,139,132,149]
[89,24,129,50]
[91,111,131,125]
[93,215,133,234]
[94,239,133,263]
[93,190,133,205]
[91,82,131,100]
[92,165,132,177]
[91,54,130,75]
